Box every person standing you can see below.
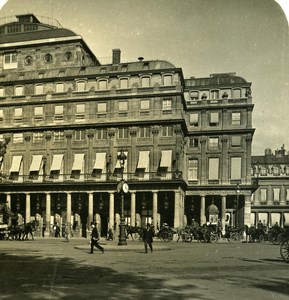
[90,223,104,254]
[142,223,154,253]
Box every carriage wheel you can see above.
[229,232,241,243]
[210,234,219,243]
[280,239,289,262]
[184,232,192,242]
[161,232,170,242]
[277,233,285,245]
[259,235,265,243]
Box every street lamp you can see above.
[235,183,241,228]
[117,149,128,246]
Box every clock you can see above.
[122,182,129,193]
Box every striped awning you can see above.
[160,150,172,168]
[71,153,84,171]
[10,156,22,173]
[137,151,150,169]
[50,154,64,171]
[93,153,106,170]
[29,155,43,172]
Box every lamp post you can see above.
[117,149,128,246]
[235,182,240,228]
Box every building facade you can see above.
[0,14,256,238]
[251,146,289,228]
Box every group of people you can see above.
[89,222,154,254]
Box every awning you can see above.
[160,150,172,168]
[10,156,22,173]
[137,151,150,169]
[50,154,64,171]
[284,213,289,226]
[29,155,43,172]
[114,151,128,169]
[93,153,106,170]
[71,153,84,171]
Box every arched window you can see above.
[141,77,150,87]
[55,83,65,93]
[120,78,129,89]
[233,89,241,98]
[35,84,44,95]
[14,85,24,96]
[98,80,108,90]
[76,80,86,92]
[163,74,172,86]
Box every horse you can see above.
[21,221,36,240]
[245,225,265,243]
[125,225,143,241]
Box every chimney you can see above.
[112,49,121,65]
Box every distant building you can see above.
[0,14,255,237]
[251,145,289,227]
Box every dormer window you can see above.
[211,90,219,100]
[163,74,173,86]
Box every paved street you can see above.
[0,237,288,300]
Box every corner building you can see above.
[0,14,255,237]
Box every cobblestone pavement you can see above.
[0,237,288,300]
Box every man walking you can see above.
[90,223,104,254]
[142,223,154,253]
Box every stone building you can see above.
[251,146,289,228]
[0,14,255,237]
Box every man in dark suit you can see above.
[90,223,104,254]
[142,223,154,253]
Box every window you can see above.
[162,126,173,137]
[0,109,3,121]
[0,87,4,97]
[54,105,64,121]
[231,157,241,180]
[3,52,17,69]
[99,80,107,90]
[13,133,23,143]
[14,86,24,96]
[7,24,21,33]
[260,166,267,176]
[75,130,85,141]
[97,102,107,114]
[209,112,219,126]
[14,107,23,122]
[209,158,219,180]
[232,112,241,125]
[188,159,198,180]
[260,189,267,203]
[44,54,52,63]
[139,127,150,138]
[141,77,150,87]
[54,131,64,142]
[119,101,128,111]
[33,132,43,142]
[55,83,65,93]
[76,80,86,92]
[35,84,44,95]
[76,104,85,120]
[162,99,172,111]
[189,113,199,126]
[190,91,199,100]
[209,137,219,148]
[273,188,280,202]
[189,138,199,148]
[231,136,241,147]
[97,129,107,140]
[140,99,150,110]
[34,106,43,120]
[273,166,280,175]
[119,128,128,139]
[163,74,172,86]
[233,89,241,98]
[120,78,128,89]
[211,90,219,100]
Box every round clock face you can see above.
[122,183,129,193]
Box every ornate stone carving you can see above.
[87,129,94,139]
[24,133,31,142]
[65,130,73,139]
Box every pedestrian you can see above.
[90,223,104,254]
[142,223,153,253]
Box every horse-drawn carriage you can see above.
[280,237,289,263]
[157,224,177,242]
[245,225,267,242]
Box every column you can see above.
[244,195,251,228]
[174,190,181,229]
[221,196,226,234]
[109,192,114,231]
[88,192,93,226]
[25,193,31,223]
[45,193,51,237]
[267,185,273,205]
[200,195,206,225]
[6,193,11,208]
[66,193,72,232]
[245,136,252,184]
[130,192,136,227]
[200,137,207,184]
[152,191,158,231]
[221,136,229,184]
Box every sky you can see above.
[0,0,288,155]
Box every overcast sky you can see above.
[1,0,288,155]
